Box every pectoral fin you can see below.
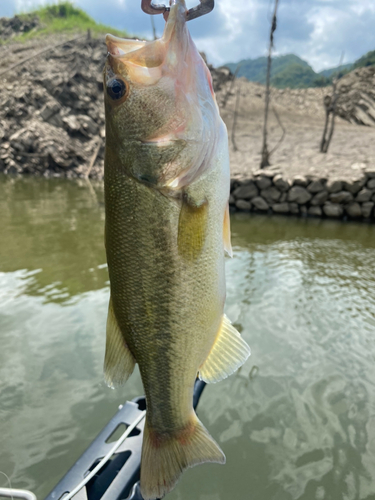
[178,196,208,261]
[199,315,250,384]
[223,203,233,257]
[104,297,136,388]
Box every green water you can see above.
[1,175,375,500]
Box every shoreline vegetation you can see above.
[224,51,375,90]
[0,2,129,44]
[1,3,375,222]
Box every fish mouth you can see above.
[105,0,188,68]
[105,35,149,58]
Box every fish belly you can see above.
[103,144,252,499]
[104,165,226,432]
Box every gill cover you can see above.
[104,0,220,191]
[105,0,191,86]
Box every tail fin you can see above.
[140,414,225,500]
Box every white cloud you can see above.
[1,0,375,71]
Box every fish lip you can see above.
[105,0,186,58]
[105,34,125,57]
[105,34,148,58]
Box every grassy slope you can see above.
[354,50,375,69]
[319,63,353,78]
[224,49,375,89]
[271,63,322,89]
[2,1,129,44]
[225,54,311,85]
[224,54,332,89]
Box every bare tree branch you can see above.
[231,84,241,152]
[0,35,85,78]
[320,51,344,153]
[221,62,242,109]
[320,95,331,153]
[85,140,102,179]
[269,105,286,156]
[150,16,157,40]
[260,0,279,168]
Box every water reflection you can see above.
[1,176,375,500]
[0,176,108,301]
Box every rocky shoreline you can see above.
[229,168,375,221]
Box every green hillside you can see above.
[224,54,331,89]
[354,50,375,68]
[224,46,375,89]
[225,54,311,85]
[271,63,326,89]
[319,63,353,78]
[1,1,129,43]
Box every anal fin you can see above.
[199,315,250,384]
[104,297,136,388]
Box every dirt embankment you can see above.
[0,14,41,40]
[336,66,375,126]
[0,33,234,179]
[0,30,375,188]
[215,75,375,183]
[213,69,375,221]
[0,34,106,178]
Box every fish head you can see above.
[104,0,221,191]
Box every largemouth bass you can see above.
[103,1,250,498]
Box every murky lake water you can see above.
[1,175,375,500]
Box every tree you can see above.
[320,53,344,153]
[260,0,279,168]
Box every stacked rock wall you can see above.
[230,169,375,220]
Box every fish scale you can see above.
[106,169,220,423]
[102,1,250,498]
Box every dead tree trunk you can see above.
[221,62,242,109]
[260,0,279,168]
[150,16,157,40]
[320,95,331,152]
[324,99,337,152]
[320,84,339,153]
[231,85,241,152]
[320,53,343,153]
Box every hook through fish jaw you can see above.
[141,0,214,21]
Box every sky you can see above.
[1,0,375,71]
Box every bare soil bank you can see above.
[215,78,375,220]
[217,78,375,182]
[1,34,374,197]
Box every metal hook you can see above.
[141,0,214,21]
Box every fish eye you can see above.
[107,77,128,101]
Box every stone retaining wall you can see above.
[230,169,375,220]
